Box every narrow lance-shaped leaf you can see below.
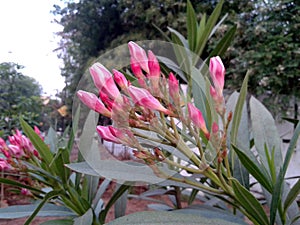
[230,178,269,225]
[208,25,237,59]
[270,168,284,225]
[232,145,272,193]
[196,0,224,56]
[187,0,198,51]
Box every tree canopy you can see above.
[0,62,42,137]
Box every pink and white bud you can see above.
[128,41,149,73]
[0,138,10,158]
[148,50,160,78]
[77,90,111,117]
[89,63,121,99]
[130,58,147,88]
[209,56,225,96]
[187,103,210,139]
[96,126,121,144]
[168,72,180,106]
[113,69,129,90]
[8,145,24,158]
[128,85,170,114]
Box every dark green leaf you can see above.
[232,145,272,192]
[270,169,284,225]
[208,25,237,59]
[231,178,269,225]
[40,219,74,225]
[187,0,198,51]
[284,179,300,213]
[24,190,64,225]
[20,117,54,169]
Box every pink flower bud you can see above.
[128,85,170,114]
[89,63,121,99]
[212,122,219,134]
[209,56,225,96]
[77,90,111,117]
[128,41,149,73]
[21,188,31,196]
[187,103,210,139]
[113,69,129,90]
[8,145,24,158]
[99,91,114,111]
[130,58,147,88]
[0,158,10,171]
[148,50,160,78]
[34,126,44,140]
[96,126,121,144]
[168,72,180,106]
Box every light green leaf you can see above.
[114,183,128,219]
[0,204,75,219]
[73,208,93,225]
[250,96,282,174]
[231,178,269,225]
[65,161,165,184]
[106,210,247,225]
[44,127,58,153]
[282,121,300,176]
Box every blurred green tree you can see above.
[0,62,42,137]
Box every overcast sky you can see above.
[0,0,65,96]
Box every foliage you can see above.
[222,0,300,116]
[52,0,190,111]
[0,62,42,138]
[0,112,131,225]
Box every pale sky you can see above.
[0,0,65,97]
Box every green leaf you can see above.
[250,96,282,174]
[0,177,44,194]
[106,210,247,225]
[65,161,165,184]
[73,208,93,225]
[20,117,54,168]
[187,0,198,51]
[195,0,224,56]
[114,183,128,219]
[226,91,250,188]
[284,179,300,213]
[230,178,269,225]
[282,121,300,176]
[99,183,130,224]
[44,127,58,153]
[208,25,237,59]
[270,168,284,225]
[40,219,74,225]
[0,204,75,219]
[232,145,272,192]
[24,190,65,225]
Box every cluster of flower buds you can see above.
[0,127,41,170]
[77,41,226,162]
